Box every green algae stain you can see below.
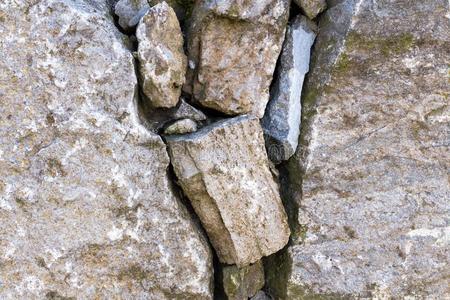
[346,31,415,57]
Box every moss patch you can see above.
[346,31,415,57]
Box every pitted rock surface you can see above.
[136,2,187,109]
[185,0,290,118]
[167,115,290,266]
[0,0,213,298]
[267,0,450,298]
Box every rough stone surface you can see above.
[173,98,208,122]
[0,0,213,298]
[221,261,264,300]
[167,115,290,266]
[136,2,187,109]
[185,0,290,118]
[164,118,198,135]
[114,0,149,30]
[268,0,450,298]
[150,0,195,22]
[293,0,327,19]
[263,15,317,163]
[251,290,272,300]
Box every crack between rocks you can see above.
[106,6,225,299]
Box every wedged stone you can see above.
[114,0,149,30]
[164,118,198,135]
[262,15,317,163]
[149,0,195,22]
[174,98,207,122]
[220,261,264,300]
[138,98,207,132]
[166,115,290,266]
[185,0,290,118]
[293,0,327,19]
[136,2,187,108]
[0,0,213,298]
[251,291,272,300]
[267,0,450,298]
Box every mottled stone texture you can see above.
[221,261,264,300]
[263,15,316,163]
[185,0,290,118]
[167,116,290,266]
[293,0,327,19]
[115,0,149,30]
[0,0,213,298]
[164,118,198,135]
[136,2,187,109]
[267,0,450,298]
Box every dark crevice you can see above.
[166,155,225,299]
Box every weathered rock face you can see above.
[167,116,290,266]
[267,0,450,298]
[263,15,316,163]
[136,2,187,109]
[164,118,198,135]
[0,0,213,298]
[185,0,290,118]
[221,261,264,300]
[115,0,149,30]
[293,0,327,19]
[251,290,272,300]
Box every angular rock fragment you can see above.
[262,15,317,163]
[136,2,187,108]
[293,0,327,19]
[115,0,149,30]
[251,291,272,300]
[0,0,213,298]
[221,261,265,300]
[149,0,195,22]
[164,118,198,135]
[173,98,207,122]
[185,0,290,118]
[267,0,450,298]
[167,115,290,266]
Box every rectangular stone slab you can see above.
[167,115,290,266]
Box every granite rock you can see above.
[185,0,290,118]
[221,261,265,300]
[251,290,272,300]
[167,116,290,266]
[114,0,149,30]
[136,2,187,109]
[164,118,198,135]
[267,0,450,298]
[263,15,317,163]
[293,0,327,19]
[0,0,213,298]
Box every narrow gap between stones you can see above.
[106,4,226,298]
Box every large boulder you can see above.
[167,116,290,267]
[136,2,187,109]
[185,0,290,118]
[267,0,450,298]
[0,0,213,298]
[262,15,317,163]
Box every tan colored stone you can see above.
[136,2,187,108]
[221,261,265,300]
[167,115,290,266]
[185,0,290,118]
